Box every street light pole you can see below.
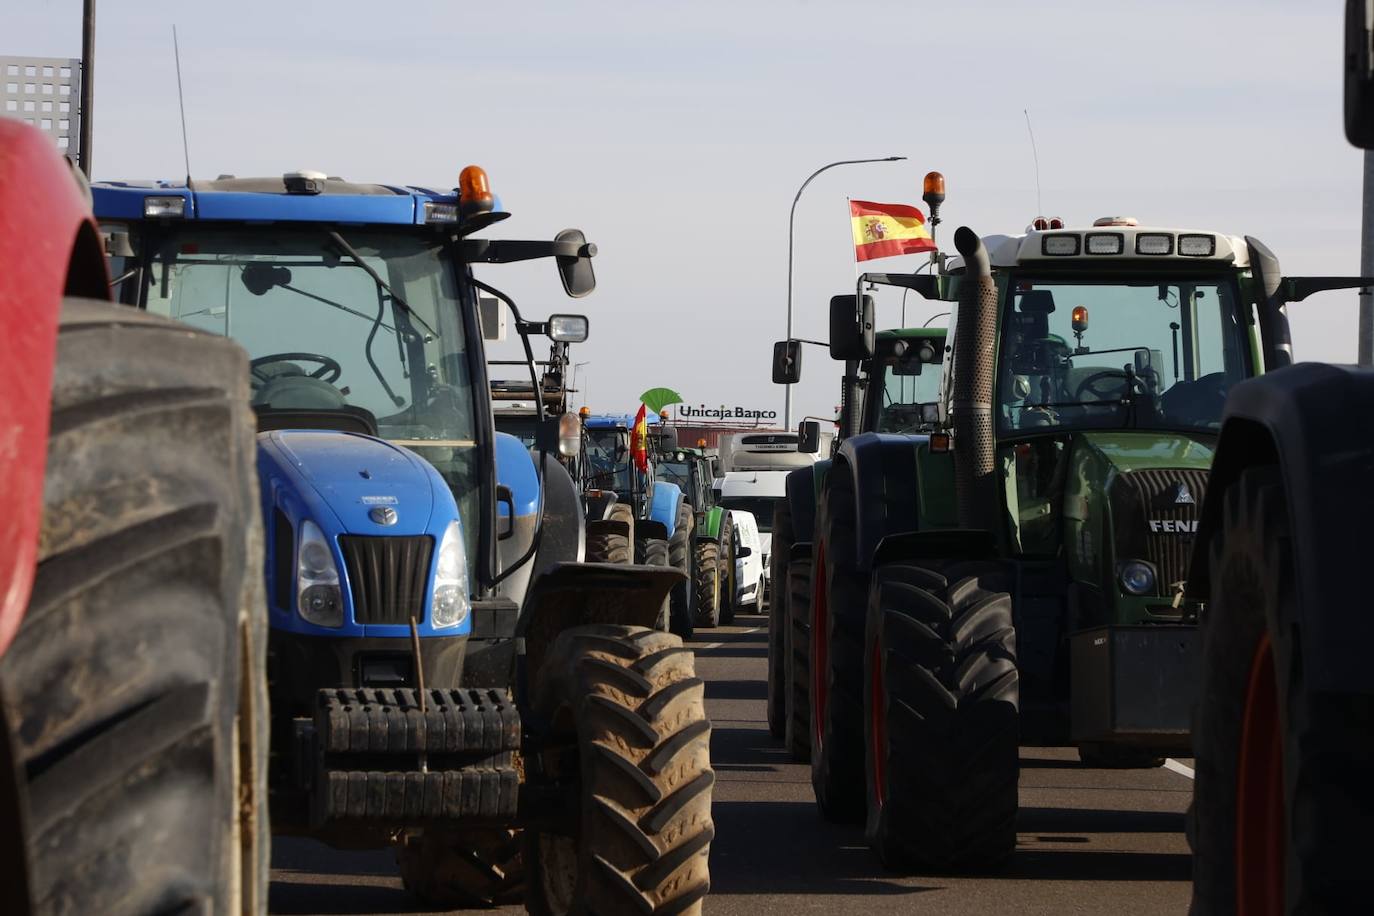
[784,156,905,428]
[78,0,95,176]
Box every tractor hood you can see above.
[257,430,449,536]
[1075,431,1215,475]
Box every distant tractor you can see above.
[90,164,713,913]
[581,414,691,636]
[655,443,739,628]
[767,321,947,753]
[803,209,1370,874]
[0,119,268,915]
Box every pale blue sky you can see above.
[7,0,1361,421]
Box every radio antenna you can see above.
[173,25,193,189]
[1024,108,1042,216]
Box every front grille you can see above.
[1109,469,1209,597]
[339,535,434,625]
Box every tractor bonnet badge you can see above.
[369,506,398,526]
[1173,482,1195,505]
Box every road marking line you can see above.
[695,626,762,651]
[1165,758,1195,779]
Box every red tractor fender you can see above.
[0,120,108,658]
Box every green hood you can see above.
[1075,431,1215,474]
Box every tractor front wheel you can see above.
[526,625,714,916]
[667,503,696,641]
[635,535,672,631]
[694,540,722,628]
[586,503,634,564]
[784,555,813,762]
[0,300,267,915]
[863,559,1019,872]
[718,513,738,626]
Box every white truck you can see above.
[717,468,789,609]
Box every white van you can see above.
[719,469,788,607]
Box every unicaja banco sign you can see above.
[676,404,778,421]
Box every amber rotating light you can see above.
[922,171,946,229]
[458,165,495,218]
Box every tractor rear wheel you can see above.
[397,827,523,908]
[809,473,867,822]
[784,556,813,762]
[718,513,738,626]
[586,502,633,564]
[1190,467,1374,915]
[766,500,793,739]
[635,535,671,631]
[863,559,1019,872]
[668,503,695,641]
[526,625,713,916]
[0,300,267,916]
[694,540,722,628]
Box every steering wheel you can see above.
[1074,370,1137,403]
[250,352,342,386]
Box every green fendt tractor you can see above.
[805,215,1372,873]
[767,319,947,755]
[656,441,737,628]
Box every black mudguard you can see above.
[834,432,927,572]
[584,489,619,524]
[637,519,669,543]
[785,465,817,545]
[535,453,585,574]
[517,562,684,684]
[1188,364,1374,696]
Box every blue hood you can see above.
[259,430,446,535]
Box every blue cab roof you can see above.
[584,414,663,430]
[90,174,495,226]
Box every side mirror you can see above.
[554,228,597,298]
[797,420,821,454]
[479,297,507,341]
[829,294,875,360]
[1348,0,1374,148]
[658,426,679,450]
[772,340,802,384]
[737,545,753,559]
[548,314,589,342]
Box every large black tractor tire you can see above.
[398,827,523,908]
[694,539,722,628]
[526,625,714,916]
[784,556,813,763]
[809,473,868,822]
[766,500,793,739]
[863,560,1019,872]
[718,513,738,627]
[0,300,268,916]
[1190,467,1374,915]
[635,535,672,632]
[667,504,696,641]
[587,502,634,564]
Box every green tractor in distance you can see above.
[768,320,947,755]
[804,216,1373,873]
[656,441,738,628]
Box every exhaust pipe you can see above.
[951,227,999,532]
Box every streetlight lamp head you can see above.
[886,156,907,161]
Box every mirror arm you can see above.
[460,238,596,264]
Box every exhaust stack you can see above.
[951,226,999,532]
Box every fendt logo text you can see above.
[1149,519,1199,533]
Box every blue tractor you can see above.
[580,414,693,637]
[93,167,714,914]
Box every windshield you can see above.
[656,460,690,490]
[997,275,1250,435]
[868,337,944,434]
[720,496,779,533]
[585,428,631,493]
[137,225,482,569]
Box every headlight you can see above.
[431,519,471,629]
[1118,560,1157,596]
[297,519,343,627]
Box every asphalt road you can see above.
[269,611,1195,915]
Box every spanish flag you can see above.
[631,403,649,472]
[850,200,937,262]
